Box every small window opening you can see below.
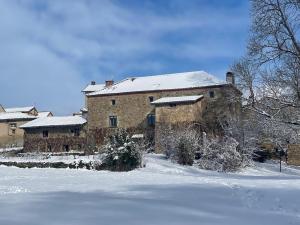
[43,130,48,138]
[109,116,118,127]
[63,145,70,152]
[147,114,155,126]
[149,96,154,102]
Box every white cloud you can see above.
[0,0,249,114]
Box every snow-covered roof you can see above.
[80,107,88,112]
[20,116,87,128]
[5,106,35,113]
[37,111,53,118]
[151,95,204,105]
[0,104,5,112]
[0,112,36,121]
[82,84,105,93]
[88,71,226,96]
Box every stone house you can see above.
[0,106,52,148]
[21,116,87,152]
[85,71,242,151]
[82,81,106,108]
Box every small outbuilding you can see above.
[20,116,87,153]
[151,95,206,153]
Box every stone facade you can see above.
[0,119,33,148]
[154,97,207,153]
[87,84,242,148]
[23,125,87,152]
[287,144,300,166]
[0,106,52,148]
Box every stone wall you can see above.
[87,85,241,146]
[0,120,32,148]
[154,99,206,153]
[23,125,87,152]
[287,144,300,166]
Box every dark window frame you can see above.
[111,99,116,106]
[42,130,49,138]
[149,96,154,102]
[109,116,118,127]
[63,145,70,152]
[147,114,155,126]
[71,128,80,137]
[209,91,215,98]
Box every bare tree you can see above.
[232,0,300,131]
[249,0,300,64]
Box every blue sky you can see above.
[0,0,250,115]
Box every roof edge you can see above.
[87,84,233,97]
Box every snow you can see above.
[20,116,86,128]
[151,95,203,105]
[0,147,23,153]
[82,83,105,92]
[0,154,300,225]
[0,112,36,121]
[5,106,35,113]
[0,154,96,163]
[37,111,52,118]
[132,134,144,138]
[88,71,226,96]
[80,107,88,112]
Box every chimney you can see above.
[226,72,235,85]
[91,81,96,85]
[105,80,114,87]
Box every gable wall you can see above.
[0,120,32,148]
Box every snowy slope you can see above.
[0,154,300,225]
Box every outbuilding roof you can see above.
[88,71,226,96]
[82,84,105,93]
[20,116,86,128]
[5,106,35,113]
[37,111,53,118]
[151,95,204,105]
[0,112,36,121]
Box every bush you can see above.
[174,137,195,166]
[160,126,200,166]
[102,129,143,171]
[196,136,246,172]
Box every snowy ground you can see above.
[0,154,300,225]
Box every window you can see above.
[43,130,48,138]
[149,96,154,102]
[169,103,177,107]
[111,99,116,106]
[109,116,118,127]
[147,114,155,126]
[209,91,215,98]
[9,123,17,135]
[63,145,70,152]
[10,123,17,129]
[71,128,80,137]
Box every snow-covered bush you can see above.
[102,129,143,171]
[196,136,247,172]
[159,126,201,165]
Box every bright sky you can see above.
[0,0,250,115]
